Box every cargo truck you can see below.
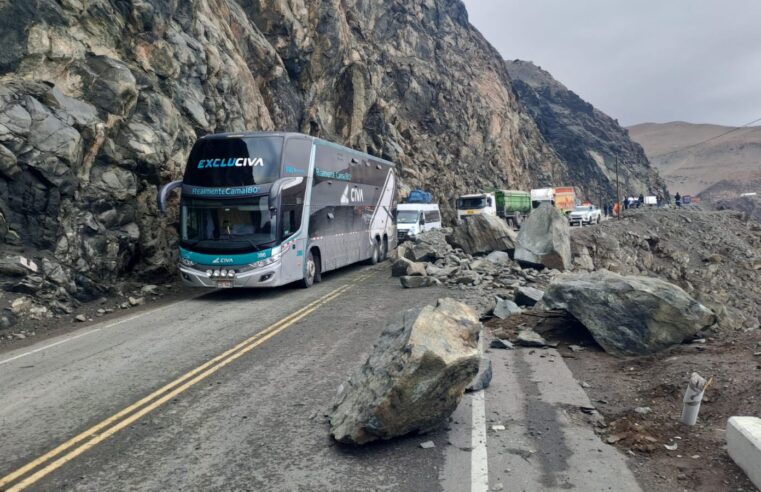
[455,192,497,223]
[494,190,531,228]
[553,187,577,215]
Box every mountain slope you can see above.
[506,60,667,203]
[628,121,761,196]
[0,0,563,302]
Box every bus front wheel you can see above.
[300,250,320,288]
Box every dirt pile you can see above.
[571,208,761,332]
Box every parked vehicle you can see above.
[530,187,555,209]
[568,204,602,226]
[554,186,577,215]
[158,132,397,289]
[493,190,531,228]
[456,192,497,223]
[405,189,433,204]
[396,204,442,242]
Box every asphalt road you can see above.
[0,264,641,491]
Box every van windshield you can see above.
[397,210,420,224]
[457,197,486,209]
[180,197,277,252]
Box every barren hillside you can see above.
[628,121,761,196]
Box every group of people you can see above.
[601,191,683,218]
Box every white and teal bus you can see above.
[159,132,397,288]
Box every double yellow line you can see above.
[1,275,369,491]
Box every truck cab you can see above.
[456,193,496,223]
[396,203,442,242]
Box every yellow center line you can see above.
[1,270,373,491]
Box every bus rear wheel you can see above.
[300,250,320,288]
[367,240,380,265]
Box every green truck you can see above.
[494,190,532,228]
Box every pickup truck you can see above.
[568,205,602,226]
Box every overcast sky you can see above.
[461,0,761,127]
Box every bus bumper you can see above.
[178,263,284,288]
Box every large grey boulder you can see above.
[391,258,427,277]
[446,215,517,255]
[402,229,453,262]
[544,271,717,356]
[400,276,440,289]
[515,203,572,271]
[329,298,481,444]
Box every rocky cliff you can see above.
[506,60,667,203]
[0,0,565,311]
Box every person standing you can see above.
[675,192,682,207]
[638,194,644,208]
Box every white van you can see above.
[396,203,442,242]
[456,193,497,223]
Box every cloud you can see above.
[462,0,761,126]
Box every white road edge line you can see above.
[0,305,176,367]
[0,329,101,366]
[471,337,489,492]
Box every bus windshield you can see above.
[181,197,277,252]
[183,136,283,187]
[396,210,420,224]
[457,197,486,209]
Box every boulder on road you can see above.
[400,276,440,289]
[515,203,572,271]
[329,298,481,444]
[446,215,516,255]
[466,356,493,392]
[514,286,544,307]
[543,270,717,356]
[401,229,453,262]
[493,298,522,319]
[391,258,427,277]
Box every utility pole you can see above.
[615,156,621,220]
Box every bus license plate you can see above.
[216,280,233,289]
[467,210,476,214]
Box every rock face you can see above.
[543,270,716,356]
[446,215,517,255]
[0,0,565,312]
[515,204,572,270]
[506,60,668,202]
[329,298,481,444]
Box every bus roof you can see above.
[198,131,396,167]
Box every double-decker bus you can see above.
[158,132,397,288]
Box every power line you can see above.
[648,115,761,159]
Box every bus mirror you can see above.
[158,180,182,216]
[269,177,304,209]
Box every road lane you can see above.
[1,266,454,491]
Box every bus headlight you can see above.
[206,269,214,277]
[220,269,228,277]
[227,270,236,278]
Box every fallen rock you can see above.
[402,229,453,262]
[485,251,511,266]
[466,356,493,392]
[425,264,457,278]
[516,329,547,347]
[446,215,517,255]
[391,258,427,277]
[493,298,522,319]
[128,296,145,307]
[74,314,87,322]
[514,203,572,271]
[453,270,480,285]
[489,338,514,350]
[329,298,481,444]
[400,276,440,289]
[514,286,544,307]
[543,270,717,356]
